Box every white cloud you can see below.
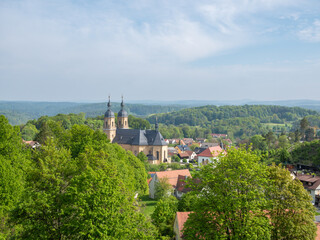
[298,19,320,42]
[1,0,320,101]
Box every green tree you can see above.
[155,177,172,200]
[171,155,180,162]
[137,151,148,164]
[300,117,309,139]
[250,135,267,151]
[0,115,29,238]
[305,128,315,142]
[267,164,316,240]
[178,191,196,212]
[11,139,157,239]
[277,135,290,149]
[20,123,39,141]
[151,196,178,237]
[183,147,271,239]
[183,148,317,240]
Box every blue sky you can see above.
[1,0,320,102]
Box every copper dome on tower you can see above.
[104,96,115,118]
[118,96,128,117]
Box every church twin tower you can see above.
[103,96,128,142]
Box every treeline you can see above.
[0,101,186,125]
[0,115,159,239]
[147,105,318,125]
[20,113,151,141]
[246,117,320,168]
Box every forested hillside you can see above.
[147,105,318,125]
[17,104,320,141]
[0,101,186,125]
[147,105,319,140]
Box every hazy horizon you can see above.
[1,1,320,102]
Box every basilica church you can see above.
[103,97,169,164]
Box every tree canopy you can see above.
[183,147,316,240]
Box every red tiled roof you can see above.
[176,212,191,239]
[156,169,191,187]
[296,175,320,190]
[176,175,190,192]
[185,150,194,156]
[197,146,224,158]
[179,152,189,158]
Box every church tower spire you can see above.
[155,116,159,131]
[118,95,129,129]
[103,96,116,142]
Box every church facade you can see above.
[103,97,169,164]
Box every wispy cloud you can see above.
[298,19,320,42]
[1,0,320,101]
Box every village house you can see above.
[196,138,206,143]
[175,145,191,154]
[197,146,225,166]
[22,140,40,149]
[200,142,220,148]
[182,138,194,145]
[211,133,228,138]
[149,169,191,199]
[296,174,320,205]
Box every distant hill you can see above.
[130,99,320,111]
[147,105,319,126]
[2,99,320,126]
[0,101,186,125]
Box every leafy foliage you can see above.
[290,140,320,166]
[183,147,317,240]
[151,196,178,237]
[267,164,316,240]
[0,115,30,238]
[155,177,172,200]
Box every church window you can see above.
[157,151,159,160]
[125,120,127,126]
[149,150,152,155]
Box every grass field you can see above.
[139,194,158,217]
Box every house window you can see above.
[149,150,152,155]
[134,151,137,156]
[112,122,114,127]
[125,120,127,126]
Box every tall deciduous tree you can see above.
[11,139,157,239]
[155,177,172,200]
[183,147,271,239]
[183,147,317,240]
[267,164,316,240]
[152,196,178,237]
[0,115,30,238]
